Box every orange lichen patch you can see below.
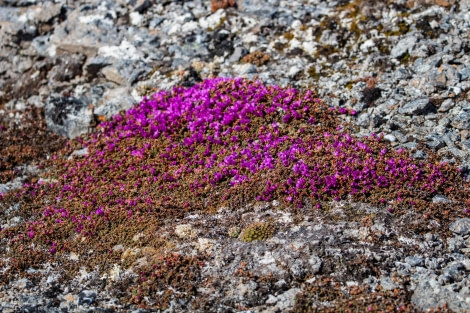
[211,0,236,12]
[241,51,271,66]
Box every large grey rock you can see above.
[413,56,442,75]
[438,98,454,112]
[31,35,54,57]
[127,0,150,13]
[44,96,92,139]
[78,290,96,305]
[50,6,124,58]
[83,57,112,80]
[48,53,86,82]
[405,255,424,267]
[0,8,38,43]
[432,195,452,204]
[425,134,445,150]
[268,288,301,311]
[390,35,417,59]
[101,60,151,86]
[34,2,64,24]
[462,139,470,151]
[460,67,470,81]
[94,87,136,118]
[430,64,460,88]
[0,0,37,5]
[228,46,249,63]
[239,0,279,17]
[0,177,24,196]
[451,112,470,130]
[233,63,257,75]
[398,98,431,115]
[449,218,470,236]
[411,274,470,312]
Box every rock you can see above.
[451,112,470,130]
[383,134,396,142]
[393,67,413,81]
[410,276,443,310]
[199,9,226,30]
[380,276,399,291]
[239,0,279,17]
[442,131,460,147]
[98,40,144,61]
[288,66,301,78]
[357,113,373,127]
[212,29,234,57]
[290,259,305,278]
[48,53,86,82]
[182,42,210,58]
[101,59,151,86]
[432,195,452,204]
[270,288,301,311]
[175,224,197,239]
[31,35,55,57]
[319,30,338,47]
[50,7,123,58]
[360,39,375,52]
[460,67,470,81]
[308,255,322,274]
[197,238,215,254]
[84,57,112,80]
[398,98,431,115]
[461,139,470,151]
[44,96,92,139]
[12,278,33,289]
[405,255,424,267]
[413,56,440,75]
[424,257,441,270]
[35,2,64,24]
[390,35,417,59]
[228,46,248,63]
[127,0,150,13]
[395,261,412,276]
[438,99,454,112]
[78,290,96,305]
[425,134,445,150]
[233,63,257,75]
[149,16,165,29]
[441,262,465,282]
[431,71,447,88]
[94,87,136,118]
[449,219,470,236]
[0,0,38,5]
[413,150,428,159]
[129,12,144,27]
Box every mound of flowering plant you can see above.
[0,78,469,308]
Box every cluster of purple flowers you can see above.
[92,78,447,207]
[6,78,464,249]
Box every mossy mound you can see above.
[240,221,276,242]
[1,78,469,310]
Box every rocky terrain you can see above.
[1,0,470,312]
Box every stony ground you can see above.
[1,0,470,312]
